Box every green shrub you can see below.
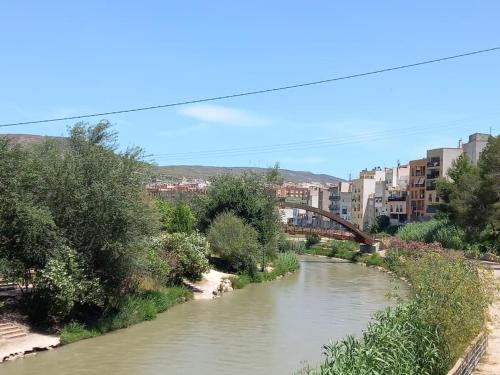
[397,219,466,249]
[305,245,331,256]
[369,215,390,234]
[365,253,384,266]
[229,274,253,289]
[157,232,210,283]
[271,252,300,276]
[330,240,358,253]
[144,244,172,286]
[207,212,260,274]
[59,286,192,344]
[278,236,306,254]
[311,301,445,375]
[60,322,99,345]
[229,252,299,289]
[34,246,103,323]
[305,234,321,249]
[403,251,494,364]
[156,200,195,234]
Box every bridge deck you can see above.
[279,201,374,245]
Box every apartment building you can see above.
[425,147,463,215]
[386,187,407,224]
[359,167,385,181]
[275,184,309,203]
[385,164,410,189]
[463,133,490,164]
[351,178,376,230]
[407,158,427,221]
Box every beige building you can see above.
[359,167,385,181]
[351,178,376,230]
[463,133,490,164]
[425,147,463,215]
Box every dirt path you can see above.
[473,261,500,375]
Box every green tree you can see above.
[437,136,500,251]
[207,212,260,274]
[156,200,195,233]
[195,170,281,269]
[369,215,391,234]
[0,139,62,289]
[28,122,156,294]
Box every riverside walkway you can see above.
[473,261,500,375]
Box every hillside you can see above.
[1,133,66,147]
[154,165,344,184]
[1,134,343,184]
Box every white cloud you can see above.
[178,104,270,127]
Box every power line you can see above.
[1,46,499,128]
[148,113,500,161]
[150,123,479,164]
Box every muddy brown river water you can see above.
[1,256,402,375]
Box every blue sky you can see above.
[1,1,499,179]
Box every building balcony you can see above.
[426,170,440,179]
[388,196,407,202]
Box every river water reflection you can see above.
[2,256,403,375]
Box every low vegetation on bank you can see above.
[60,287,192,344]
[299,246,496,375]
[230,252,300,289]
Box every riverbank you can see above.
[185,269,234,300]
[302,245,496,375]
[0,331,59,363]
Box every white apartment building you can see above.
[351,178,376,230]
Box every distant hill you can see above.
[1,134,343,184]
[1,133,65,147]
[154,165,344,184]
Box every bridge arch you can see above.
[279,201,374,245]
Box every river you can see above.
[2,256,402,375]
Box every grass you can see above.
[59,286,192,345]
[230,252,300,289]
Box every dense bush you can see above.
[157,232,210,283]
[305,234,321,249]
[33,246,103,322]
[207,212,260,274]
[397,219,466,249]
[156,200,195,233]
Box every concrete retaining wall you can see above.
[446,333,488,375]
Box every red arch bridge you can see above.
[278,201,374,245]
